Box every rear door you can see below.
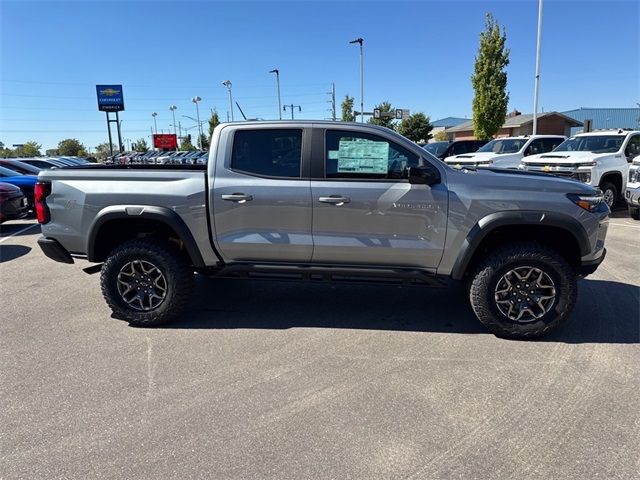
[211,126,313,263]
[309,127,448,269]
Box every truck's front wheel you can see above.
[469,243,577,339]
[100,239,194,327]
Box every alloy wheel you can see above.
[494,266,556,322]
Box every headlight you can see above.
[574,171,591,183]
[629,168,640,183]
[567,192,604,212]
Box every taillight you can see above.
[34,181,51,224]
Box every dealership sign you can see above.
[96,85,125,112]
[153,134,178,150]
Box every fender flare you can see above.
[450,210,591,280]
[87,205,205,267]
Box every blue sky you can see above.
[1,0,638,151]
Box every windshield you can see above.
[423,142,449,157]
[477,138,527,154]
[554,135,624,153]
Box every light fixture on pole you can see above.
[269,69,282,120]
[222,80,234,122]
[151,112,158,134]
[283,104,301,120]
[191,96,202,149]
[532,0,543,135]
[349,37,364,122]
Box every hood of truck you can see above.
[522,151,613,166]
[444,151,522,165]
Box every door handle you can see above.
[221,193,253,203]
[319,195,351,205]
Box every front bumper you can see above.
[37,236,74,264]
[577,248,606,277]
[625,186,640,206]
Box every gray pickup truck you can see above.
[35,121,609,338]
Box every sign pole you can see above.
[106,112,113,156]
[115,111,124,152]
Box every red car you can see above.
[0,182,29,223]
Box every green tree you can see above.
[57,138,87,156]
[341,95,355,122]
[15,141,41,157]
[0,141,15,157]
[94,143,113,162]
[180,135,196,151]
[208,109,220,138]
[433,130,449,141]
[471,13,510,140]
[198,133,209,150]
[134,138,149,152]
[398,113,433,143]
[45,148,59,156]
[367,101,396,130]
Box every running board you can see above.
[207,263,447,287]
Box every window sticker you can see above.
[337,138,389,174]
[328,150,339,160]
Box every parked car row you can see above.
[107,150,209,165]
[425,129,640,210]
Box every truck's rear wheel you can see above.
[469,242,576,339]
[100,239,194,327]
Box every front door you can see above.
[310,128,448,270]
[212,127,313,263]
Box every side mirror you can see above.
[408,165,440,185]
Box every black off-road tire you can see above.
[600,182,617,209]
[469,242,577,339]
[100,239,194,327]
[629,206,640,220]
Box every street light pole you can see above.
[283,104,301,120]
[169,105,178,150]
[269,69,282,120]
[192,96,202,149]
[350,37,364,122]
[151,112,158,134]
[532,0,543,135]
[222,80,234,121]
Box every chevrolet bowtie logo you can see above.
[100,88,120,96]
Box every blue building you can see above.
[562,108,640,136]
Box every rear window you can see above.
[231,129,302,178]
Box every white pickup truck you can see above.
[626,157,640,219]
[444,135,565,169]
[521,130,640,208]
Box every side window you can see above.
[526,139,545,155]
[625,135,640,159]
[450,143,469,156]
[543,138,563,152]
[230,129,302,178]
[325,130,420,180]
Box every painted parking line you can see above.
[0,223,39,244]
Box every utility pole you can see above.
[169,105,178,150]
[269,69,282,120]
[327,83,336,121]
[350,37,364,122]
[532,0,543,135]
[283,104,301,120]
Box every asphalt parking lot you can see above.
[1,214,639,479]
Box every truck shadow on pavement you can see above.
[161,276,639,344]
[0,245,32,263]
